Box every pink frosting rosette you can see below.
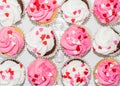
[26,0,59,23]
[60,25,92,57]
[28,58,57,86]
[0,26,24,57]
[94,0,120,24]
[94,58,120,86]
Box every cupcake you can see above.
[0,59,26,86]
[0,0,24,26]
[61,59,91,86]
[60,25,92,57]
[93,0,120,25]
[61,0,90,25]
[93,27,120,56]
[28,58,57,86]
[26,0,59,24]
[94,58,120,86]
[0,26,25,58]
[25,26,57,58]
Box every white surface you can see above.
[0,0,120,86]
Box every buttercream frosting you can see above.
[60,25,91,57]
[0,59,25,86]
[61,0,90,25]
[93,27,120,55]
[0,0,23,26]
[94,0,120,24]
[26,0,59,23]
[25,26,56,57]
[61,59,91,86]
[28,58,57,86]
[94,58,120,86]
[0,26,24,57]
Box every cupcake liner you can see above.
[60,0,91,25]
[60,25,92,59]
[25,27,58,59]
[0,58,26,86]
[93,58,120,86]
[60,58,91,86]
[0,26,25,59]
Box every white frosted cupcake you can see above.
[25,26,57,58]
[61,59,91,86]
[61,0,90,25]
[93,26,120,56]
[0,59,26,86]
[0,0,24,26]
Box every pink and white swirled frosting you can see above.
[94,0,120,24]
[95,59,120,86]
[60,25,91,57]
[0,26,24,57]
[26,0,59,23]
[28,58,57,86]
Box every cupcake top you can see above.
[61,59,91,86]
[94,0,120,24]
[25,26,56,57]
[94,58,120,86]
[61,0,90,25]
[0,26,24,57]
[26,0,59,23]
[0,0,23,26]
[28,58,57,86]
[93,27,120,55]
[60,25,91,57]
[0,59,25,86]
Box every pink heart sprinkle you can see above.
[6,5,10,8]
[0,5,4,10]
[114,40,118,45]
[64,14,68,18]
[33,48,37,53]
[107,46,111,49]
[81,63,85,67]
[78,9,81,14]
[39,28,43,32]
[36,31,39,35]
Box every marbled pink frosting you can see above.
[0,26,24,57]
[28,58,57,86]
[94,0,120,24]
[26,0,58,23]
[95,59,120,86]
[60,25,91,57]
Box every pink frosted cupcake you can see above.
[0,26,24,58]
[61,59,91,86]
[94,58,120,86]
[60,25,92,57]
[28,58,57,86]
[93,0,120,25]
[26,0,59,24]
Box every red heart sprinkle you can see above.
[112,69,116,72]
[73,11,77,15]
[76,45,80,51]
[20,64,23,68]
[7,30,12,34]
[106,3,110,7]
[84,71,88,75]
[5,13,9,17]
[30,8,35,12]
[2,0,6,3]
[46,35,50,39]
[43,41,47,45]
[32,78,36,82]
[53,0,57,4]
[71,18,75,23]
[34,74,38,78]
[110,0,114,2]
[72,67,76,72]
[40,34,46,40]
[103,14,107,17]
[81,28,85,32]
[105,18,109,23]
[98,46,102,49]
[51,31,54,35]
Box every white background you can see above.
[0,0,120,86]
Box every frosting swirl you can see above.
[0,0,23,26]
[0,59,25,86]
[26,0,58,23]
[28,58,57,86]
[93,27,120,55]
[61,59,91,86]
[0,26,24,57]
[95,58,120,86]
[94,0,120,24]
[60,25,91,57]
[61,0,90,25]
